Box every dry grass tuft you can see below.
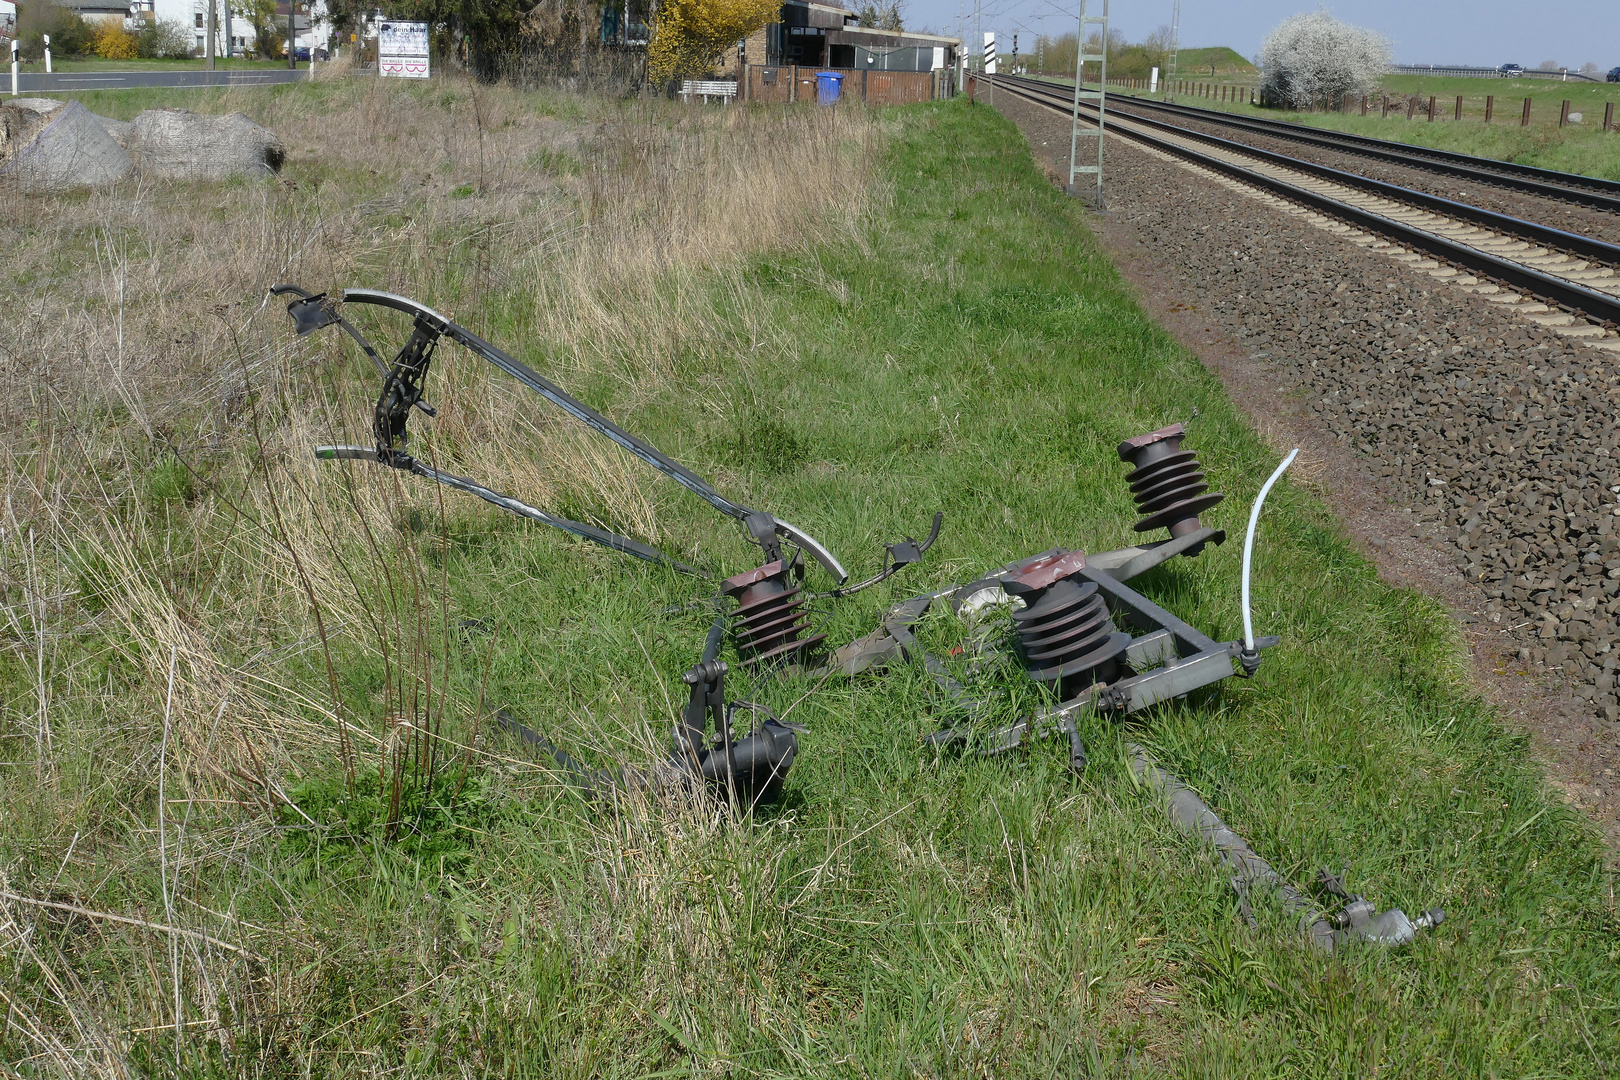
[0,74,886,1069]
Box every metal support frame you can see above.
[1067,0,1107,205]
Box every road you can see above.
[11,68,311,93]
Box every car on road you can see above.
[1499,63,1524,76]
[1608,66,1620,83]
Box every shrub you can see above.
[136,18,193,59]
[16,2,93,58]
[1258,12,1390,110]
[92,19,140,60]
[647,0,778,84]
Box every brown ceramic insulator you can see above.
[1117,423,1225,537]
[723,561,826,669]
[1004,561,1131,700]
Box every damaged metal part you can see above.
[501,614,800,809]
[273,284,941,586]
[1128,743,1443,951]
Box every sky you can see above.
[903,0,1620,70]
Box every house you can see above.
[121,0,330,58]
[736,1,957,74]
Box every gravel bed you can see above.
[1104,98,1620,251]
[993,87,1620,718]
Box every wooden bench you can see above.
[680,79,738,104]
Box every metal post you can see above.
[1067,0,1107,207]
[1166,0,1179,100]
[288,1,296,69]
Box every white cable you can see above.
[1241,448,1299,652]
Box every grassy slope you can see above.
[6,96,1619,1075]
[1173,47,1257,76]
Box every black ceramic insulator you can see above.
[1005,575,1131,700]
[1117,423,1225,537]
[723,563,826,669]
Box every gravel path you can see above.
[987,86,1620,844]
[1105,98,1620,250]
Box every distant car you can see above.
[1499,63,1523,76]
[294,46,310,60]
[1608,66,1620,83]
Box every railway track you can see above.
[999,74,1620,214]
[987,74,1620,345]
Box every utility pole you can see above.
[1167,0,1180,99]
[1067,0,1107,206]
[973,0,980,73]
[205,0,216,70]
[287,0,296,69]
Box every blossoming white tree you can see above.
[1258,12,1391,109]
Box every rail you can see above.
[986,74,1620,328]
[1003,74,1620,209]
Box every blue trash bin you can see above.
[815,71,845,105]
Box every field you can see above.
[1,78,1618,1075]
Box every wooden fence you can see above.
[742,64,952,105]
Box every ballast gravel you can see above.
[1104,98,1620,251]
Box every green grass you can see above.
[5,95,1619,1075]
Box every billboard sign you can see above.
[378,20,429,79]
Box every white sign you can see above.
[931,46,945,71]
[378,21,429,79]
[983,31,996,74]
[1149,66,1159,93]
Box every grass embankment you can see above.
[1,84,1617,1075]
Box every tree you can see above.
[16,3,92,59]
[136,18,194,58]
[855,0,903,32]
[231,0,283,57]
[1258,12,1390,109]
[1141,23,1172,72]
[647,0,778,84]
